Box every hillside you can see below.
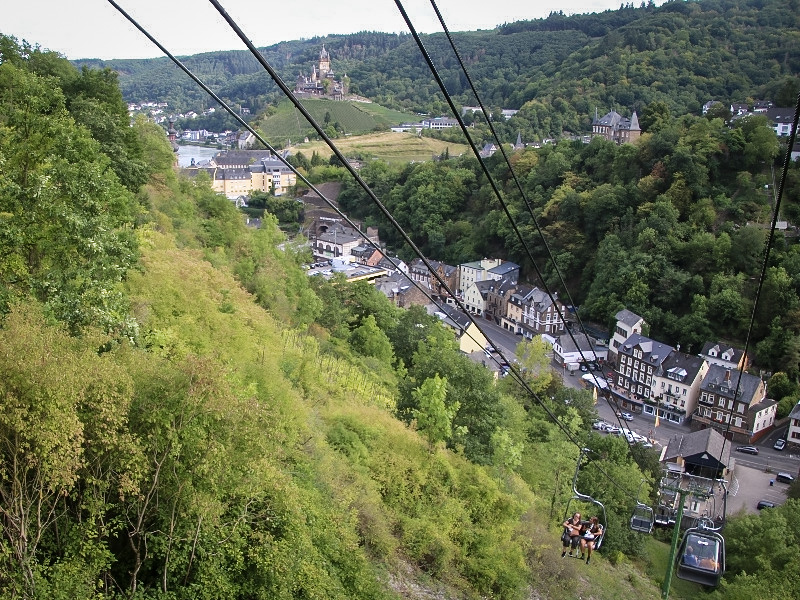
[74,0,799,144]
[255,97,418,145]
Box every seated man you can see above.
[682,545,699,567]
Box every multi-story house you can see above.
[693,365,775,443]
[648,351,709,425]
[462,279,493,317]
[408,259,458,301]
[766,107,797,137]
[787,402,800,448]
[501,285,565,337]
[591,109,641,144]
[609,309,647,364]
[190,150,298,198]
[484,277,518,323]
[522,288,565,336]
[457,259,519,295]
[613,334,675,414]
[313,224,364,260]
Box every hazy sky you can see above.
[3,0,663,61]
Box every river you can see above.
[176,145,221,167]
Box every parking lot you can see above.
[727,462,791,515]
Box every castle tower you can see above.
[319,44,331,76]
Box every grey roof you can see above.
[556,332,596,353]
[700,341,744,364]
[437,304,472,332]
[488,262,520,276]
[615,309,644,327]
[618,333,674,366]
[663,428,730,467]
[789,402,800,420]
[656,350,706,383]
[317,225,361,245]
[700,364,762,402]
[215,167,250,180]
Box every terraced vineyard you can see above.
[258,97,418,144]
[290,131,472,164]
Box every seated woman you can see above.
[561,512,582,558]
[579,516,603,564]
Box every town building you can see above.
[591,109,641,144]
[787,402,800,448]
[551,333,607,369]
[433,304,488,355]
[648,351,709,425]
[501,285,566,337]
[612,333,675,414]
[692,365,774,443]
[609,309,647,363]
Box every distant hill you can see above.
[77,0,799,142]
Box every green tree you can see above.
[412,374,458,448]
[350,314,394,362]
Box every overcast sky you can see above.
[3,1,664,61]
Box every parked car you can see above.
[605,426,622,435]
[773,438,786,451]
[736,446,759,455]
[592,421,608,431]
[756,500,776,510]
[776,472,795,484]
[620,412,634,421]
[580,363,589,372]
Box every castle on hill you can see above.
[294,45,347,100]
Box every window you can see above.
[734,417,742,428]
[661,381,665,389]
[618,376,624,386]
[637,385,643,395]
[737,404,745,414]
[718,398,725,407]
[621,355,627,364]
[683,389,687,396]
[648,366,653,374]
[646,376,651,385]
[645,389,650,398]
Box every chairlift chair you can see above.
[676,527,725,586]
[563,448,608,550]
[630,480,655,534]
[676,481,729,588]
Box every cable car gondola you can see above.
[563,448,607,550]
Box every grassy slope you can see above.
[259,98,417,141]
[122,175,688,600]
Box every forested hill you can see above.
[76,0,799,140]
